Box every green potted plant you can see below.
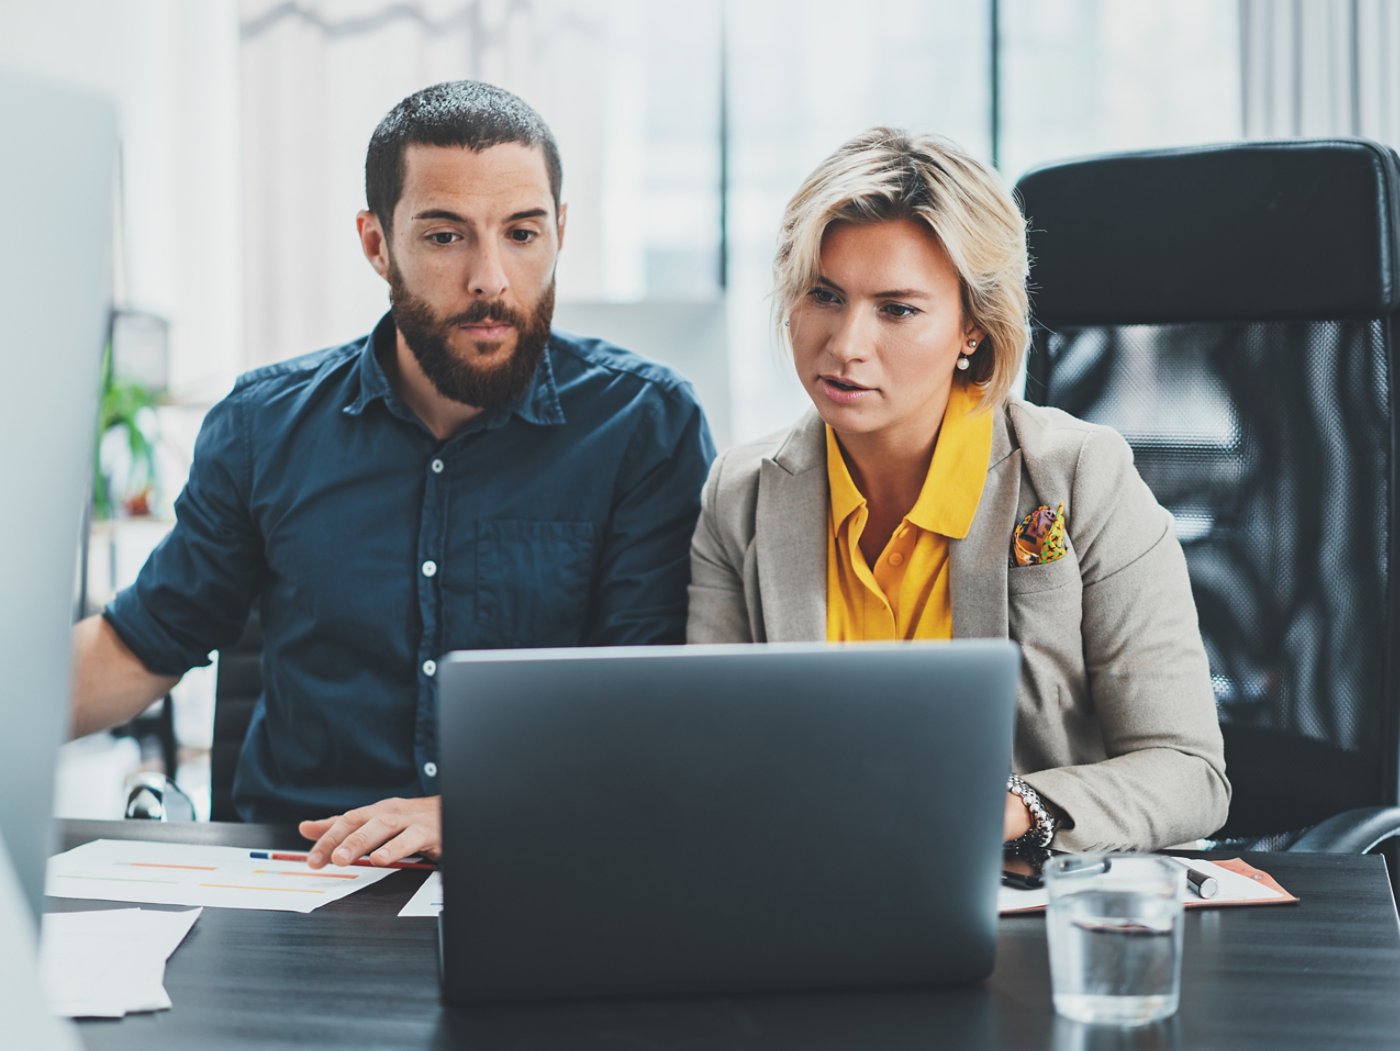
[92,342,160,519]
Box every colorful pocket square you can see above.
[1010,502,1067,567]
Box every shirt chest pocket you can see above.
[475,519,599,647]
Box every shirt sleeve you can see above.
[103,387,266,676]
[585,380,716,646]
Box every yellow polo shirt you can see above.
[826,383,994,641]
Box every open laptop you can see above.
[436,640,1019,1003]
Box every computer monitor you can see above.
[0,68,116,924]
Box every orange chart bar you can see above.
[252,869,359,881]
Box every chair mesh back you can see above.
[1035,318,1396,841]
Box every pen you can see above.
[248,851,437,872]
[1172,857,1219,899]
[1056,856,1112,878]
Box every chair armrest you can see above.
[1290,807,1400,853]
[124,773,196,822]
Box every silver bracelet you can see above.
[1007,773,1057,848]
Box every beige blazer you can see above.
[687,399,1231,852]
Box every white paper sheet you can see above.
[40,907,201,1018]
[46,840,395,913]
[397,871,442,918]
[998,857,1293,915]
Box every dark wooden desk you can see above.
[56,820,1400,1051]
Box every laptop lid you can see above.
[437,640,1018,1003]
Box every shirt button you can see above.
[423,761,438,778]
[422,659,437,677]
[421,560,438,578]
[430,458,444,474]
[888,552,906,567]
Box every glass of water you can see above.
[1045,853,1185,1026]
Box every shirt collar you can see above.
[826,425,867,531]
[906,382,993,538]
[342,313,398,417]
[824,381,994,540]
[343,312,566,429]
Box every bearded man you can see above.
[70,82,714,867]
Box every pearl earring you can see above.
[957,338,977,371]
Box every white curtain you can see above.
[1240,0,1400,145]
[237,0,621,367]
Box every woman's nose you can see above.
[824,310,871,364]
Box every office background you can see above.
[4,0,1398,819]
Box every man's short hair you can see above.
[365,80,563,233]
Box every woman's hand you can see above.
[1003,790,1033,843]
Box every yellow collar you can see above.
[826,383,994,540]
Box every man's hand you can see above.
[299,796,441,869]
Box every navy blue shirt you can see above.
[106,314,715,822]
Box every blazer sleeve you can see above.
[686,450,758,643]
[1022,426,1232,851]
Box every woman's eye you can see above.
[427,231,460,246]
[883,303,920,319]
[808,287,840,305]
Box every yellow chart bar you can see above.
[55,875,180,885]
[129,862,218,871]
[198,883,327,895]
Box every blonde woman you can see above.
[687,129,1230,852]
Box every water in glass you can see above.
[1048,884,1183,1025]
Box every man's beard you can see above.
[388,262,554,411]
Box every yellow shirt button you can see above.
[888,552,905,567]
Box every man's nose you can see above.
[464,242,508,299]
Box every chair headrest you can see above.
[1016,138,1400,326]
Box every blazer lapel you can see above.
[755,412,828,642]
[951,406,1020,639]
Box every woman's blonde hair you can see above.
[774,127,1030,407]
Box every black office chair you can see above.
[110,691,179,780]
[121,609,263,823]
[209,610,263,822]
[1016,139,1400,862]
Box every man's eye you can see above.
[427,232,460,246]
[509,229,539,244]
